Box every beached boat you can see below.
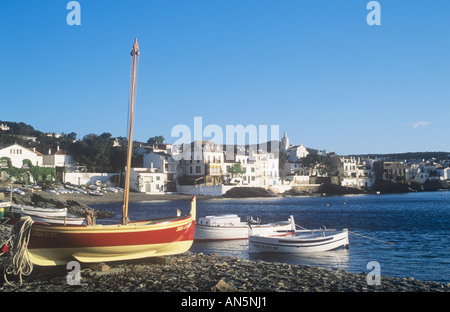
[9,38,196,266]
[1,187,25,195]
[45,189,59,195]
[88,190,103,196]
[195,214,295,241]
[19,212,86,225]
[12,204,68,217]
[5,204,82,226]
[249,220,349,253]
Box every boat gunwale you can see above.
[249,235,348,249]
[31,214,195,233]
[195,222,291,229]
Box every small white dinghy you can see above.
[249,216,349,253]
[12,204,68,217]
[20,212,87,225]
[11,204,85,225]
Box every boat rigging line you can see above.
[347,230,394,245]
[0,216,35,285]
[295,223,394,245]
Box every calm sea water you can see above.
[91,191,450,284]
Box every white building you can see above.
[223,153,257,185]
[280,132,310,181]
[143,151,177,191]
[440,167,450,180]
[42,147,75,168]
[250,150,279,187]
[281,132,309,162]
[340,156,375,188]
[129,167,166,193]
[409,162,441,183]
[178,141,224,186]
[0,143,43,167]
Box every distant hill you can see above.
[349,152,450,162]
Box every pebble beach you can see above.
[0,248,449,293]
[1,190,449,297]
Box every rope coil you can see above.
[0,216,35,285]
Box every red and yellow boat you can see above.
[24,38,196,266]
[27,197,196,266]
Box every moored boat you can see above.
[249,224,349,253]
[195,214,295,241]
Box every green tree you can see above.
[147,135,165,145]
[302,153,336,177]
[279,151,287,171]
[69,132,114,172]
[227,163,246,178]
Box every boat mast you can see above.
[122,38,140,225]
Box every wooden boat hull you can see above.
[249,229,349,253]
[28,216,195,266]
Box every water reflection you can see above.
[249,249,350,271]
[191,239,350,271]
[191,240,249,259]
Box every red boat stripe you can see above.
[28,220,195,249]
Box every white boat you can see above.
[249,224,349,253]
[1,187,25,195]
[88,190,103,196]
[14,188,25,195]
[20,211,86,225]
[12,204,68,217]
[194,214,295,241]
[65,184,83,194]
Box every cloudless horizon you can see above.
[1,1,449,155]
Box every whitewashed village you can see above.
[1,121,449,197]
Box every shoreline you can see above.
[8,185,450,207]
[5,187,449,219]
[4,178,450,208]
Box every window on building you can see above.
[196,166,201,173]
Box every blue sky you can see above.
[1,0,449,155]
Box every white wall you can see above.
[0,144,43,167]
[65,172,119,186]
